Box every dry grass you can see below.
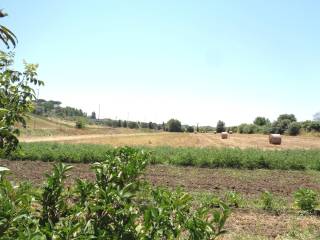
[22,132,320,150]
[20,115,139,138]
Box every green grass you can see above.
[2,142,320,171]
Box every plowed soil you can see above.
[1,159,320,238]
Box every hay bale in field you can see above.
[269,134,282,145]
[229,130,233,134]
[213,131,217,134]
[221,132,228,139]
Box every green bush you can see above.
[260,191,274,211]
[254,117,270,126]
[167,119,182,132]
[225,191,243,208]
[294,188,318,213]
[0,147,230,239]
[185,126,194,133]
[287,122,301,136]
[75,118,86,129]
[128,121,138,129]
[216,120,226,133]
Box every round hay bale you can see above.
[269,134,282,145]
[229,130,233,134]
[213,131,217,134]
[221,132,228,139]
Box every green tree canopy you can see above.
[0,52,43,152]
[277,114,297,123]
[167,119,182,132]
[216,120,226,133]
[253,116,270,126]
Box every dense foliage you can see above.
[216,120,226,133]
[4,143,320,171]
[0,52,43,153]
[167,119,182,132]
[33,99,87,118]
[253,117,270,126]
[0,147,230,239]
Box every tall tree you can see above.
[0,10,43,153]
[253,116,270,126]
[167,119,182,132]
[216,120,226,133]
[91,111,96,119]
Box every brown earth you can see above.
[2,159,320,198]
[2,159,320,239]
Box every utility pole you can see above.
[98,104,100,120]
[34,88,40,129]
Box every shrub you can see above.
[225,191,243,208]
[75,118,86,129]
[310,121,320,132]
[294,188,318,213]
[287,122,301,136]
[216,120,226,133]
[271,119,291,134]
[238,124,257,134]
[128,121,138,129]
[260,191,274,211]
[185,126,194,133]
[0,147,230,239]
[167,119,182,132]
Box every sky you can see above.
[1,0,320,126]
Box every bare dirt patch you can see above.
[1,160,320,198]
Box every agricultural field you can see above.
[1,118,320,239]
[1,158,320,239]
[21,130,320,150]
[2,1,320,238]
[2,138,320,239]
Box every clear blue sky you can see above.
[2,0,320,125]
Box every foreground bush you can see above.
[0,147,230,239]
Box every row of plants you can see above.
[3,143,320,171]
[0,147,230,239]
[207,188,319,215]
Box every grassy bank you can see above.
[1,142,320,171]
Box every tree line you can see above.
[33,99,320,136]
[215,113,320,136]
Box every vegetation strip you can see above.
[2,142,320,171]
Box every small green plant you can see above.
[225,191,243,208]
[75,118,86,129]
[261,191,274,211]
[294,188,318,213]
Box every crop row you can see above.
[2,142,320,171]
